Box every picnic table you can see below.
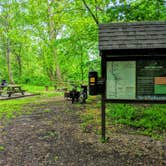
[0,85,6,90]
[0,85,25,97]
[0,85,6,95]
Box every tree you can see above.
[0,0,165,86]
[1,0,14,83]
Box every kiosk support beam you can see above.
[101,94,106,141]
[101,52,106,141]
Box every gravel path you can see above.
[0,97,165,166]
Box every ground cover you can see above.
[106,103,166,138]
[80,96,166,139]
[0,91,165,165]
[0,85,62,123]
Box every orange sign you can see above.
[154,77,166,85]
[90,77,95,83]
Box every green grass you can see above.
[21,84,64,98]
[0,145,5,151]
[106,104,166,138]
[0,96,40,121]
[80,97,166,138]
[0,84,62,122]
[21,84,62,94]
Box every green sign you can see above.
[106,61,136,99]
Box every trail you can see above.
[0,97,165,166]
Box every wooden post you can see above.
[101,52,106,141]
[101,94,106,141]
[45,86,49,91]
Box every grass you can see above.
[80,99,101,134]
[1,85,165,139]
[0,145,5,151]
[106,104,166,137]
[21,84,63,95]
[0,96,41,122]
[0,84,62,122]
[80,97,166,139]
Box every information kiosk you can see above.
[91,22,166,140]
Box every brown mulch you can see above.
[0,97,165,166]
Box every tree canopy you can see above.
[0,0,165,86]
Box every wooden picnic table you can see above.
[0,85,7,96]
[0,85,25,97]
[7,85,25,97]
[0,85,6,90]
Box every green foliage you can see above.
[0,145,5,151]
[41,131,58,140]
[0,0,165,85]
[80,107,101,133]
[80,97,166,138]
[43,109,51,113]
[106,104,166,136]
[106,0,166,22]
[0,85,62,122]
[0,102,22,120]
[21,84,62,95]
[81,113,94,122]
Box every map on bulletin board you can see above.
[106,61,136,99]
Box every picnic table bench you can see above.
[0,85,25,97]
[7,85,25,97]
[0,85,6,96]
[0,90,3,96]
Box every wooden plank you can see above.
[99,27,166,33]
[105,99,166,104]
[99,28,166,34]
[99,35,166,41]
[99,22,166,28]
[99,43,166,48]
[99,39,166,44]
[99,22,166,27]
[99,46,166,50]
[154,77,166,85]
[100,27,166,31]
[99,31,166,37]
[99,44,166,50]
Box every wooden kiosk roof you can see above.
[99,21,166,52]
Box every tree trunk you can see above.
[16,44,22,78]
[56,63,62,81]
[6,39,14,84]
[48,69,55,82]
[47,0,62,82]
[80,53,84,83]
[16,54,22,77]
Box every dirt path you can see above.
[0,97,165,166]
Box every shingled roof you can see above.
[99,22,166,51]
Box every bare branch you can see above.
[81,0,99,25]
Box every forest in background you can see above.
[0,0,166,86]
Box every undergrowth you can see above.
[80,97,166,139]
[106,104,166,138]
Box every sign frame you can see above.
[101,53,166,104]
[100,53,166,142]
